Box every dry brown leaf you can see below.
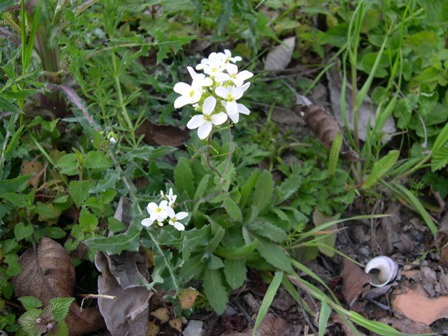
[95,251,152,336]
[341,258,370,307]
[264,37,295,71]
[12,237,105,335]
[136,120,189,147]
[178,287,199,310]
[327,64,396,143]
[300,105,359,161]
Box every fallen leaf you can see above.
[95,250,152,336]
[341,259,370,307]
[299,104,359,161]
[326,63,396,143]
[264,37,295,71]
[135,120,188,147]
[178,287,199,310]
[12,237,105,335]
[392,283,448,324]
[151,307,170,324]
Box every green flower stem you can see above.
[111,52,137,147]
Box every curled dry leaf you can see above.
[341,258,370,307]
[95,250,152,336]
[264,36,295,71]
[300,105,359,161]
[12,237,105,336]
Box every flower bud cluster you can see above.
[173,50,253,139]
[141,188,188,231]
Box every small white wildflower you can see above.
[215,64,253,87]
[161,188,177,207]
[186,96,228,139]
[196,52,226,76]
[167,211,188,231]
[215,83,251,123]
[223,49,242,63]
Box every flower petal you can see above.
[187,115,205,130]
[211,112,228,125]
[202,96,216,115]
[174,96,192,109]
[165,206,175,218]
[225,101,238,116]
[176,211,188,220]
[147,202,158,214]
[238,70,253,81]
[197,122,213,139]
[238,103,250,115]
[173,82,191,95]
[227,110,239,123]
[141,218,154,227]
[215,86,229,99]
[173,222,185,231]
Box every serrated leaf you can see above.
[14,222,34,241]
[79,208,98,232]
[84,225,140,254]
[18,296,43,310]
[276,174,301,204]
[223,198,242,222]
[206,224,225,254]
[126,145,177,161]
[194,174,211,200]
[89,170,120,193]
[253,170,274,214]
[84,151,112,170]
[174,158,195,199]
[18,309,43,335]
[248,220,288,243]
[224,258,247,289]
[50,297,75,322]
[431,146,448,171]
[208,254,225,270]
[56,154,79,176]
[203,268,228,315]
[256,237,293,273]
[363,150,399,188]
[68,180,95,208]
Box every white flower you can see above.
[148,200,173,222]
[161,188,177,207]
[141,217,154,227]
[186,96,228,139]
[223,49,242,63]
[196,52,226,76]
[187,66,213,87]
[215,83,251,123]
[173,82,203,108]
[215,64,253,87]
[167,211,188,231]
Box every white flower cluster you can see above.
[173,50,253,139]
[141,188,188,231]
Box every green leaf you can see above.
[84,225,140,254]
[255,237,293,273]
[0,175,31,193]
[432,146,448,171]
[174,157,195,199]
[5,254,22,277]
[18,308,42,335]
[206,224,225,254]
[194,174,211,200]
[89,171,120,193]
[208,254,225,270]
[217,0,233,34]
[79,208,98,232]
[253,170,274,214]
[239,169,260,210]
[328,133,342,177]
[180,253,206,281]
[224,258,247,289]
[50,297,75,322]
[248,220,288,243]
[126,146,177,161]
[276,174,301,204]
[318,298,332,336]
[68,181,95,208]
[18,296,43,310]
[433,121,448,151]
[56,154,79,176]
[363,150,399,188]
[84,151,112,170]
[0,95,22,114]
[203,268,228,315]
[313,209,337,257]
[253,271,283,334]
[215,239,258,258]
[14,222,34,241]
[223,198,242,222]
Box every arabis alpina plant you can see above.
[142,189,188,231]
[173,50,253,139]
